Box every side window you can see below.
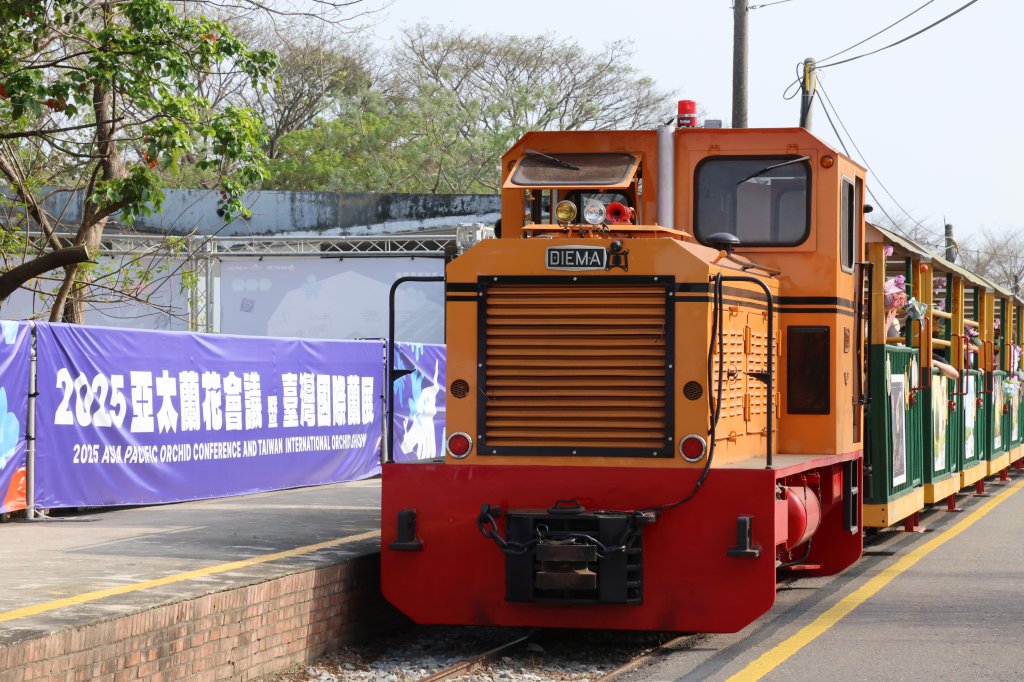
[840,178,855,271]
[694,156,811,247]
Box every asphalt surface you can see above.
[0,479,381,647]
[616,474,1024,681]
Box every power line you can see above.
[783,2,982,109]
[750,0,795,9]
[817,0,939,64]
[815,79,944,241]
[815,80,993,260]
[811,92,897,223]
[817,0,982,68]
[814,80,946,252]
[782,0,943,99]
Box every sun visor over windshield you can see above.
[503,152,640,189]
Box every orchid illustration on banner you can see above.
[0,321,17,345]
[0,388,20,471]
[400,359,442,460]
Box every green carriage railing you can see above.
[989,370,1008,458]
[923,370,959,486]
[962,369,985,470]
[866,345,924,504]
[1014,380,1024,448]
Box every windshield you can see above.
[508,152,638,187]
[694,156,810,247]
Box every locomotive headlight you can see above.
[582,200,606,225]
[679,434,708,462]
[555,200,578,224]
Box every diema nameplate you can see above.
[545,246,608,271]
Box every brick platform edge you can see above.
[0,552,410,682]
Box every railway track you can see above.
[417,628,689,682]
[594,633,701,682]
[419,632,535,681]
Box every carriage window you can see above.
[694,156,811,247]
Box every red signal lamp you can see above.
[679,434,707,462]
[446,432,473,459]
[677,100,698,128]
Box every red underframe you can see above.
[381,452,862,633]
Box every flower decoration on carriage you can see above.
[883,275,908,335]
[883,243,894,257]
[965,325,980,364]
[904,297,928,321]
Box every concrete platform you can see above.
[0,479,404,682]
[616,471,1024,681]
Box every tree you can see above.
[0,0,277,322]
[959,227,1024,295]
[250,25,371,159]
[869,206,945,256]
[182,12,374,161]
[267,24,676,193]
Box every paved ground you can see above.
[617,474,1024,681]
[8,472,1021,681]
[0,479,381,647]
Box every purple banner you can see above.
[392,343,446,462]
[34,323,384,508]
[0,321,30,513]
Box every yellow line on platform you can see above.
[0,529,381,625]
[727,479,1024,681]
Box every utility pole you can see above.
[799,58,816,130]
[945,223,955,262]
[732,0,748,128]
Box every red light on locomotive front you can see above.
[446,432,473,458]
[679,434,707,462]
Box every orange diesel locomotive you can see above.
[382,102,868,632]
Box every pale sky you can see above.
[364,0,1019,245]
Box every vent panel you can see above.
[482,284,670,454]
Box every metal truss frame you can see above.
[19,231,458,332]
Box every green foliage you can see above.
[0,0,280,318]
[0,0,277,225]
[267,91,409,191]
[265,25,674,194]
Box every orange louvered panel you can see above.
[481,284,669,453]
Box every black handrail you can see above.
[386,275,445,464]
[719,276,775,470]
[951,333,969,397]
[854,261,873,406]
[864,261,873,405]
[910,316,932,395]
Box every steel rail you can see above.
[419,633,535,682]
[594,633,701,682]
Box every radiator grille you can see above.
[480,283,671,455]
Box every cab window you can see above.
[840,177,857,271]
[694,156,811,247]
